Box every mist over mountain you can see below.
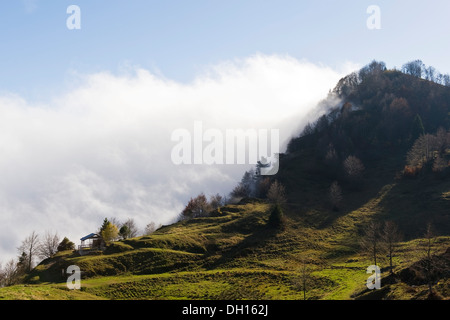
[0,55,353,263]
[1,59,450,301]
[280,60,450,236]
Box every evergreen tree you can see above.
[119,225,130,239]
[411,114,425,141]
[57,237,75,252]
[268,204,284,229]
[100,218,110,234]
[16,252,29,275]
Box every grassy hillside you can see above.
[1,61,450,300]
[1,197,449,300]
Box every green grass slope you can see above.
[1,194,449,300]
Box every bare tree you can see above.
[209,193,224,210]
[407,129,450,171]
[381,221,402,274]
[407,134,436,167]
[0,262,4,287]
[181,193,212,220]
[292,257,314,300]
[420,223,438,295]
[435,127,449,155]
[360,221,381,267]
[144,222,157,236]
[424,66,436,82]
[38,231,60,260]
[121,218,139,239]
[443,74,450,86]
[267,180,287,205]
[329,181,343,211]
[401,60,424,78]
[230,184,251,199]
[1,259,18,287]
[230,170,255,199]
[17,231,40,273]
[343,155,365,180]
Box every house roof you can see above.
[80,233,101,241]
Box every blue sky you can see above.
[1,1,450,100]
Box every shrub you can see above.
[268,204,285,229]
[403,165,421,177]
[180,193,212,220]
[104,242,134,254]
[57,237,75,252]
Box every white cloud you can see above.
[0,54,357,262]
